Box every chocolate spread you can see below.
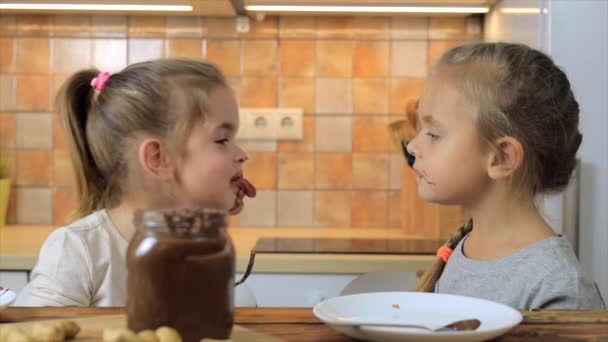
[126,208,235,342]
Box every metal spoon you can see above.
[0,286,8,297]
[333,318,481,332]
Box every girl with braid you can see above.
[406,42,604,309]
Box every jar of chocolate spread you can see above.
[127,208,235,342]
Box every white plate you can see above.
[313,292,522,342]
[0,289,17,312]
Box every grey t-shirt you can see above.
[436,234,605,310]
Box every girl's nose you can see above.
[406,135,419,157]
[235,147,248,163]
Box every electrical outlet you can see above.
[276,108,303,140]
[238,108,303,141]
[246,110,275,139]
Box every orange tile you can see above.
[53,15,91,37]
[280,40,315,77]
[353,78,389,114]
[243,40,277,76]
[17,75,50,111]
[316,78,352,114]
[206,40,241,76]
[52,39,92,74]
[128,16,166,37]
[388,191,401,228]
[0,15,17,36]
[315,117,352,152]
[279,17,316,38]
[167,39,202,59]
[242,152,276,189]
[352,154,389,189]
[392,41,428,78]
[128,39,164,64]
[354,41,389,77]
[91,16,127,38]
[53,116,66,150]
[0,113,16,149]
[391,17,428,40]
[316,40,353,77]
[429,17,466,39]
[240,77,277,107]
[53,187,77,225]
[353,116,392,153]
[428,40,462,72]
[0,38,15,73]
[51,74,68,110]
[352,191,388,228]
[389,154,405,190]
[278,77,315,114]
[352,17,389,39]
[243,16,278,39]
[390,78,425,115]
[16,150,52,186]
[277,191,313,227]
[238,190,276,226]
[16,15,51,36]
[16,38,50,73]
[204,18,238,38]
[15,187,53,224]
[16,113,53,149]
[53,150,76,187]
[277,152,314,189]
[278,116,314,153]
[0,76,16,111]
[166,16,203,37]
[314,191,351,227]
[92,39,127,73]
[315,153,352,189]
[317,16,353,39]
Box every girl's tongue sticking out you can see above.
[232,177,256,198]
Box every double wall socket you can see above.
[238,108,303,141]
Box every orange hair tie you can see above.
[436,246,453,263]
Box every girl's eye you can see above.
[426,132,440,140]
[215,138,229,145]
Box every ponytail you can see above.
[56,69,108,217]
[412,220,473,292]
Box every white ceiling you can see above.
[0,0,499,16]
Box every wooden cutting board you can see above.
[0,314,284,341]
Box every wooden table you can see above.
[1,307,608,341]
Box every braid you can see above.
[412,219,473,292]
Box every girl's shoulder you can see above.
[43,210,125,254]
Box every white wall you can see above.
[548,0,608,299]
[486,0,608,298]
[485,0,546,50]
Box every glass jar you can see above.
[126,208,234,342]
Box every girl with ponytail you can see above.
[16,60,256,306]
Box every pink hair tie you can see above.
[90,72,111,91]
[436,245,453,263]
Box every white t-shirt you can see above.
[15,210,128,307]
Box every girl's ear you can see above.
[486,136,524,180]
[138,138,174,181]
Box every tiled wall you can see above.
[0,14,480,227]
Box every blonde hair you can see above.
[413,42,582,292]
[57,59,227,217]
